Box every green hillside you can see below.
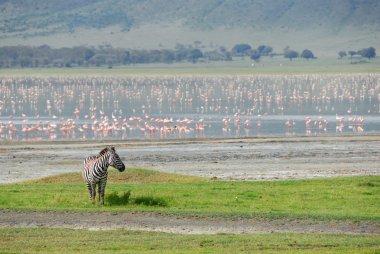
[1,0,379,56]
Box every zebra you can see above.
[82,146,125,205]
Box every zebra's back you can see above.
[82,155,108,184]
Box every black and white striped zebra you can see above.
[82,146,125,205]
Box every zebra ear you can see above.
[110,146,116,152]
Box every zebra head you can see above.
[106,146,125,172]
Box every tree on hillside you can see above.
[121,51,131,65]
[257,45,273,56]
[300,49,315,60]
[283,48,299,61]
[232,44,252,56]
[348,51,356,59]
[204,48,232,61]
[250,50,261,62]
[160,49,175,63]
[338,51,347,59]
[189,49,203,63]
[84,48,95,61]
[358,47,376,59]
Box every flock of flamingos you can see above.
[0,74,379,141]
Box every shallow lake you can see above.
[1,74,379,140]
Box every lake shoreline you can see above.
[1,135,379,183]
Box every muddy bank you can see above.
[1,136,379,183]
[1,210,379,235]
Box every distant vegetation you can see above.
[0,44,222,68]
[338,47,377,60]
[0,43,235,68]
[0,42,361,68]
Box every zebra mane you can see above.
[97,146,115,158]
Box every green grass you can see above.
[1,170,379,253]
[0,57,379,76]
[0,228,379,254]
[0,168,379,221]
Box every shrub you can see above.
[107,191,131,205]
[133,196,168,207]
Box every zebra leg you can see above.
[90,183,97,205]
[98,181,107,205]
[86,183,94,204]
[98,184,101,204]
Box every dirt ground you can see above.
[1,135,379,234]
[0,210,379,235]
[1,135,379,183]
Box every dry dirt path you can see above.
[1,210,379,235]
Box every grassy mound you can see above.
[31,168,204,184]
[0,169,379,221]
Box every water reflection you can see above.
[0,74,379,141]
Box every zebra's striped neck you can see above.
[97,150,111,171]
[98,147,110,158]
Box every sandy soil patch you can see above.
[1,136,379,183]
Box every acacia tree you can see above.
[189,49,203,63]
[284,48,299,61]
[358,47,376,59]
[250,50,261,62]
[257,45,273,56]
[348,51,356,59]
[232,43,252,56]
[301,49,315,60]
[338,51,347,59]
